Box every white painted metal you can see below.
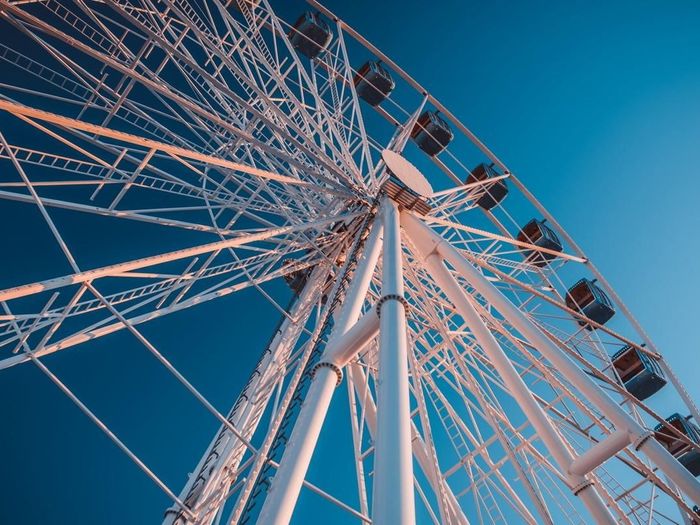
[401,210,700,508]
[347,362,471,525]
[255,310,380,524]
[256,216,383,524]
[164,263,330,525]
[372,197,416,525]
[0,2,698,524]
[0,214,359,304]
[407,242,617,525]
[382,149,433,197]
[568,429,630,478]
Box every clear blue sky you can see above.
[1,1,699,524]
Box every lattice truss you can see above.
[0,1,698,524]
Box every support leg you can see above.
[415,248,616,525]
[348,363,470,524]
[372,198,416,525]
[256,217,384,525]
[402,210,700,508]
[164,263,330,525]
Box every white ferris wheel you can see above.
[0,1,699,524]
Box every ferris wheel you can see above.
[1,0,699,524]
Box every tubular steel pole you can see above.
[401,211,700,508]
[163,264,330,525]
[347,363,470,525]
[372,198,416,525]
[415,250,617,525]
[256,217,384,525]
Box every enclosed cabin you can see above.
[354,61,395,106]
[516,219,562,266]
[693,506,700,525]
[411,111,453,156]
[281,259,309,295]
[565,278,615,328]
[288,11,332,59]
[467,163,508,210]
[654,414,700,476]
[610,344,666,400]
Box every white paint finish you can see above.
[410,243,616,524]
[569,429,631,477]
[0,213,360,303]
[372,198,416,525]
[382,149,433,197]
[256,217,384,524]
[402,210,700,509]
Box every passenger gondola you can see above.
[610,344,666,400]
[466,163,508,210]
[565,278,615,328]
[353,60,395,106]
[288,11,332,59]
[654,414,700,477]
[516,219,562,266]
[411,111,453,156]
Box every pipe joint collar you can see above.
[571,479,595,496]
[312,361,343,386]
[376,294,409,318]
[632,430,654,451]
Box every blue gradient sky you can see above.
[1,1,699,524]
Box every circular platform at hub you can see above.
[382,149,433,198]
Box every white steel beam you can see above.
[0,212,358,302]
[372,197,416,525]
[347,363,471,525]
[409,246,617,525]
[0,99,307,186]
[401,210,700,509]
[568,429,630,478]
[255,215,384,525]
[163,263,329,525]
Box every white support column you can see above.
[256,217,384,525]
[412,247,616,525]
[255,361,345,524]
[164,266,327,525]
[348,364,470,525]
[401,211,700,508]
[372,197,416,525]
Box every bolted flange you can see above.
[375,293,409,318]
[311,361,343,386]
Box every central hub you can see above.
[380,149,433,215]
